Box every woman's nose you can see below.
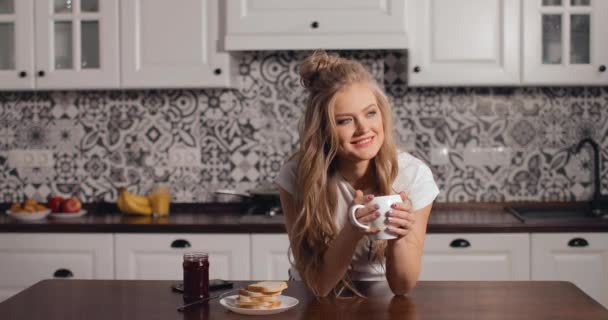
[355,118,370,135]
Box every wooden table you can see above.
[1,280,607,319]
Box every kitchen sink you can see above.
[507,206,608,221]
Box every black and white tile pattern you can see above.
[0,51,607,203]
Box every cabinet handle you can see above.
[53,268,74,278]
[171,239,191,248]
[37,70,45,77]
[310,21,319,29]
[599,65,606,72]
[568,238,589,247]
[413,66,421,73]
[449,238,471,248]
[213,68,222,75]
[19,71,27,78]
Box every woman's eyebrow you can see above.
[335,104,377,117]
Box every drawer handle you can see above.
[171,239,191,248]
[310,21,319,29]
[53,268,74,278]
[568,238,588,247]
[450,239,470,248]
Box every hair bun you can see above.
[299,50,342,90]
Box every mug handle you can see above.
[348,204,370,230]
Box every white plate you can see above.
[5,209,51,221]
[50,210,87,219]
[219,295,299,316]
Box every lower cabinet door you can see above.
[251,234,291,280]
[531,233,608,308]
[114,234,250,281]
[0,233,114,302]
[420,233,530,281]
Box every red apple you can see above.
[47,196,64,213]
[61,197,81,213]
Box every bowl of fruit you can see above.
[6,199,51,221]
[47,196,86,219]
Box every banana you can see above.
[122,189,151,207]
[116,189,128,213]
[118,188,153,215]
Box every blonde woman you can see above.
[275,51,439,297]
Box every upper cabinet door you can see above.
[34,0,119,89]
[121,0,235,88]
[523,0,608,85]
[408,0,520,86]
[225,0,408,50]
[0,0,34,89]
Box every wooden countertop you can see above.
[1,202,607,233]
[1,280,606,319]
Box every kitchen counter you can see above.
[1,202,607,233]
[1,279,607,319]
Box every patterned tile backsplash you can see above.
[1,51,607,203]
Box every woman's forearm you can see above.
[385,236,424,295]
[313,225,362,296]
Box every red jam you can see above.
[182,253,209,303]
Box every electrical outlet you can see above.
[430,147,450,165]
[464,147,510,166]
[8,150,54,168]
[168,147,201,167]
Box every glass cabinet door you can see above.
[540,0,591,66]
[49,0,100,71]
[35,0,118,89]
[0,0,34,89]
[523,0,608,85]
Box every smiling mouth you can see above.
[351,136,375,146]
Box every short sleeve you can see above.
[274,158,298,195]
[407,163,440,211]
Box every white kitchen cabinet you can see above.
[34,0,119,89]
[114,234,250,281]
[251,234,291,280]
[0,0,119,90]
[0,0,34,89]
[531,233,608,308]
[225,0,408,50]
[121,0,236,88]
[420,233,530,280]
[0,0,120,90]
[0,233,113,302]
[407,0,520,86]
[523,0,608,85]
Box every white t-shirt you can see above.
[275,151,440,280]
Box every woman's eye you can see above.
[336,118,352,125]
[367,110,377,118]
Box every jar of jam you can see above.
[182,252,209,303]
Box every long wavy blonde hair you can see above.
[289,51,398,296]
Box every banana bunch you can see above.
[117,187,171,216]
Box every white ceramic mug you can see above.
[348,194,403,240]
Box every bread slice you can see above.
[247,281,288,294]
[233,299,281,309]
[238,294,278,303]
[239,288,281,297]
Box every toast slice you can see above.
[238,294,278,303]
[239,288,281,297]
[247,281,288,294]
[233,299,281,309]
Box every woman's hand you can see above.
[349,190,381,237]
[385,191,415,240]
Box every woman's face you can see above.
[332,82,384,163]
